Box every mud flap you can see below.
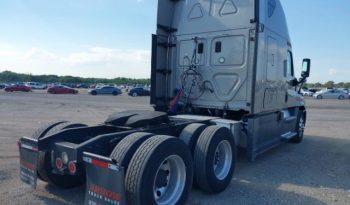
[19,137,39,188]
[83,152,126,205]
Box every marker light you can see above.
[55,158,63,169]
[68,161,76,174]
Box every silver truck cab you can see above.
[152,0,310,114]
[151,0,311,160]
[18,1,311,205]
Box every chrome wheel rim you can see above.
[213,140,232,180]
[153,155,186,205]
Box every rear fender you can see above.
[19,137,39,188]
[83,152,126,205]
[37,125,123,148]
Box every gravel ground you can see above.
[0,90,349,205]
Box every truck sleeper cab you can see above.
[18,1,311,205]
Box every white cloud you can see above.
[64,47,150,66]
[0,46,151,78]
[0,51,18,57]
[24,47,58,61]
[61,47,151,78]
[328,68,337,76]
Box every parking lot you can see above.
[0,90,349,205]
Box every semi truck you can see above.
[18,0,311,205]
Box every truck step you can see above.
[284,116,296,123]
[280,132,297,141]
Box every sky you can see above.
[0,0,349,82]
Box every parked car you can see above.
[95,83,106,89]
[125,85,134,92]
[76,84,89,89]
[301,89,314,97]
[61,83,78,88]
[4,84,31,92]
[313,89,349,100]
[338,88,349,94]
[25,82,47,89]
[308,88,320,94]
[48,85,78,94]
[88,86,122,96]
[0,83,6,89]
[128,87,151,97]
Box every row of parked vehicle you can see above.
[0,83,151,97]
[301,88,350,100]
[1,83,32,92]
[88,86,150,96]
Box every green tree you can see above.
[324,81,335,88]
[336,82,345,88]
[314,82,323,88]
[0,70,150,85]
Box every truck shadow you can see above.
[37,184,85,205]
[36,134,349,205]
[188,134,350,205]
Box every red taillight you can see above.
[68,161,76,174]
[55,158,63,169]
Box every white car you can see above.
[313,89,349,100]
[301,89,314,96]
[338,88,349,94]
[25,82,47,89]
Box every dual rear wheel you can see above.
[193,126,236,193]
[111,124,236,205]
[110,133,193,205]
[179,123,236,192]
[31,122,236,204]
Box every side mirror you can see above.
[288,78,299,87]
[301,58,311,78]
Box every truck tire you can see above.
[179,123,207,155]
[290,110,306,143]
[38,122,87,188]
[31,121,67,140]
[30,121,67,181]
[109,132,153,172]
[125,135,193,205]
[44,122,87,136]
[105,110,140,126]
[194,125,236,193]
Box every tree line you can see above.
[1,70,348,89]
[0,71,150,85]
[305,81,350,89]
